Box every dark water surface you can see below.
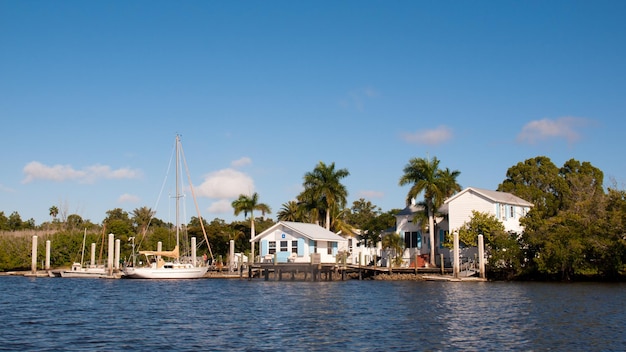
[0,276,624,351]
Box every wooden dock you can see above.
[246,263,463,281]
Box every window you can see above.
[280,241,288,252]
[292,240,298,253]
[268,241,276,254]
[404,231,421,249]
[327,242,333,255]
[510,206,515,218]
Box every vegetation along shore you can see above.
[1,155,625,282]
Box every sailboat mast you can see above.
[175,134,180,260]
[80,228,86,266]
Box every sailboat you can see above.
[60,229,108,278]
[122,135,211,279]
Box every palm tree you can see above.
[382,233,404,267]
[49,206,59,221]
[399,156,461,266]
[301,161,350,230]
[277,201,302,222]
[131,206,156,239]
[231,192,271,260]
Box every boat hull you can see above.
[60,271,109,278]
[60,263,109,278]
[122,266,208,279]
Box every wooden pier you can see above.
[246,262,457,281]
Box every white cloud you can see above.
[231,157,252,168]
[195,168,255,199]
[207,199,233,214]
[517,117,589,144]
[357,190,385,199]
[21,161,142,184]
[401,125,453,145]
[118,193,140,203]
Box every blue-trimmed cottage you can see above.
[252,221,349,263]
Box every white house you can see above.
[394,187,533,267]
[252,221,349,264]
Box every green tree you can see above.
[597,188,626,278]
[499,156,623,280]
[345,199,396,248]
[301,161,350,230]
[345,198,380,228]
[49,206,59,221]
[231,192,271,260]
[66,214,84,232]
[382,233,404,266]
[131,206,155,236]
[454,211,523,279]
[277,200,305,222]
[8,211,23,231]
[0,211,8,231]
[399,156,461,266]
[455,211,506,247]
[103,208,134,247]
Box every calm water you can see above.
[0,276,624,351]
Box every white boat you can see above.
[60,262,108,278]
[122,135,211,279]
[60,229,110,278]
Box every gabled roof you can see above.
[252,221,347,242]
[444,187,533,207]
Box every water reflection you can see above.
[0,277,625,351]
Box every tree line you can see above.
[2,156,625,281]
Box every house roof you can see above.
[251,221,347,242]
[396,203,425,216]
[444,187,533,207]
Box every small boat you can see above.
[60,229,110,278]
[60,262,108,278]
[122,135,211,279]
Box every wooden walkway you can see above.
[246,263,456,281]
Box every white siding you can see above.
[448,191,494,233]
[255,223,348,263]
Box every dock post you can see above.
[108,233,114,277]
[478,234,486,279]
[191,237,197,267]
[453,231,459,279]
[239,255,244,279]
[115,239,121,270]
[90,243,96,267]
[45,240,51,271]
[229,240,235,274]
[31,235,38,274]
[358,252,362,280]
[440,253,444,275]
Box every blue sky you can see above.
[1,1,625,226]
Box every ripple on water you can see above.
[1,277,625,351]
